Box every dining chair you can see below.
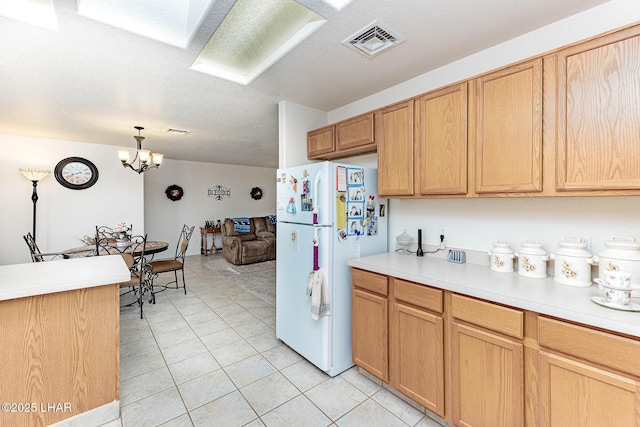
[24,232,95,262]
[103,234,151,319]
[31,249,95,262]
[95,224,134,254]
[23,232,42,262]
[150,224,195,295]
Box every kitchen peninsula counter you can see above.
[348,252,640,338]
[0,256,129,427]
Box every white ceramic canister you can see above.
[593,236,640,284]
[515,240,549,279]
[489,241,515,273]
[550,237,594,287]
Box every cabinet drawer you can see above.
[538,317,640,377]
[451,294,523,339]
[352,268,388,296]
[393,278,442,313]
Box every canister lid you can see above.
[555,237,592,257]
[519,239,547,255]
[600,235,640,261]
[490,240,514,254]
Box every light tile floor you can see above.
[116,254,445,427]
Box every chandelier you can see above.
[118,126,164,174]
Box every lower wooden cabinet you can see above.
[391,301,445,416]
[538,316,640,427]
[351,269,640,427]
[538,351,640,427]
[352,287,388,382]
[451,322,524,427]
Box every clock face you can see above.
[54,157,99,190]
[62,162,92,185]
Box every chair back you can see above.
[175,225,195,261]
[118,234,149,282]
[96,225,136,255]
[23,232,42,262]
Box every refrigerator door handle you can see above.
[313,170,322,225]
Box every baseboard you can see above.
[48,400,120,427]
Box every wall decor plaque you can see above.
[208,185,231,200]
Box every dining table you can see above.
[64,241,169,258]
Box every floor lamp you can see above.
[19,168,50,243]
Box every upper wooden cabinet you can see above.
[336,112,375,152]
[307,113,376,160]
[556,25,640,191]
[474,58,543,194]
[310,23,640,198]
[307,125,335,158]
[376,100,415,196]
[415,83,468,195]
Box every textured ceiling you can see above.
[0,0,612,168]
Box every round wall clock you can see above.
[250,187,263,200]
[165,184,184,201]
[54,157,99,190]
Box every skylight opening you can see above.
[321,0,354,11]
[191,0,326,85]
[0,0,58,30]
[76,0,214,49]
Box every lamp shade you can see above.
[118,149,131,163]
[19,168,50,181]
[152,153,164,165]
[138,149,151,164]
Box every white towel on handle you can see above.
[306,269,330,320]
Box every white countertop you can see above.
[348,252,640,338]
[0,256,130,301]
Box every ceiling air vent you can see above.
[342,20,404,58]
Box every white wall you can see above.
[279,0,640,258]
[278,100,327,168]
[143,158,276,258]
[0,134,144,265]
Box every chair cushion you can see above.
[235,233,258,242]
[256,231,274,239]
[241,240,270,257]
[120,271,146,288]
[265,217,276,233]
[151,259,183,273]
[254,217,267,233]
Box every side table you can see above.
[200,227,221,256]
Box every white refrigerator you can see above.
[276,161,387,376]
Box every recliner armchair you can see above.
[220,216,276,265]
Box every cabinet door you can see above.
[475,59,543,193]
[556,26,640,191]
[352,288,388,381]
[376,100,415,196]
[451,322,524,427]
[307,125,335,158]
[539,351,640,427]
[416,83,468,195]
[391,302,444,416]
[336,113,375,151]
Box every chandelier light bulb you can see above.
[138,149,151,164]
[118,126,163,174]
[118,149,131,164]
